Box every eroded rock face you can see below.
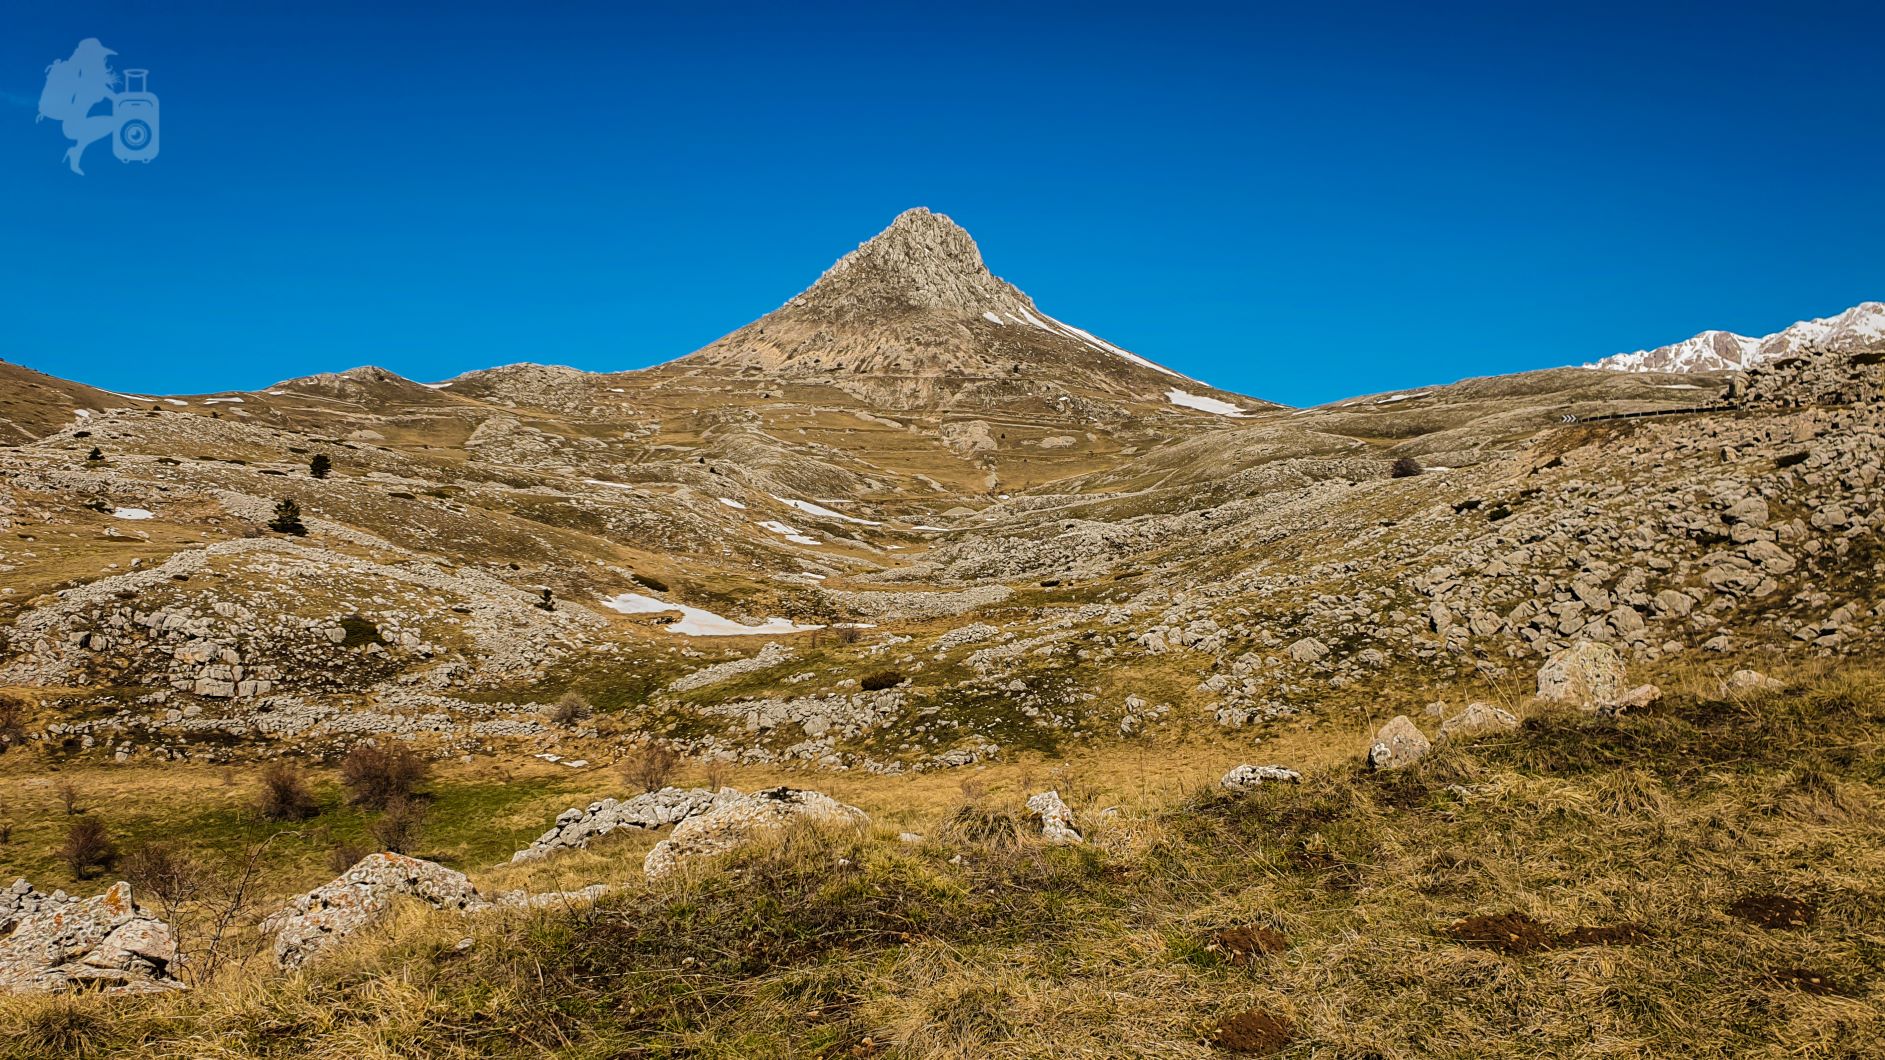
[1026,790,1083,845]
[511,786,742,863]
[263,853,489,968]
[1220,764,1303,792]
[642,788,868,879]
[1367,715,1430,771]
[1536,640,1626,707]
[0,880,183,994]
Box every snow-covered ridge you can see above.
[1590,301,1884,374]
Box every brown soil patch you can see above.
[1445,913,1556,955]
[1728,892,1815,930]
[1556,923,1649,947]
[1212,925,1288,962]
[1210,1008,1293,1055]
[1770,967,1850,996]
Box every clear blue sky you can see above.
[2,1,1880,407]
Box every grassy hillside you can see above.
[6,659,1880,1059]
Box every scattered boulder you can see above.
[1536,640,1626,708]
[1285,637,1329,663]
[1726,669,1785,693]
[643,787,867,878]
[263,853,489,969]
[1367,715,1430,771]
[0,880,183,994]
[1219,764,1303,793]
[1436,701,1518,741]
[511,786,742,863]
[1026,789,1083,844]
[1614,683,1662,711]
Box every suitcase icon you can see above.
[113,69,159,163]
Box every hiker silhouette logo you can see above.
[37,38,159,175]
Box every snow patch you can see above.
[1041,312,1188,380]
[982,311,1004,325]
[717,497,748,510]
[163,399,188,406]
[775,496,880,525]
[599,592,822,637]
[204,397,245,405]
[111,507,154,520]
[757,520,821,546]
[1165,388,1248,417]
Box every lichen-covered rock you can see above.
[1367,715,1430,771]
[1026,790,1083,845]
[0,879,183,994]
[511,786,742,863]
[263,852,489,968]
[1536,640,1626,707]
[1219,764,1303,793]
[643,788,868,879]
[1436,702,1519,741]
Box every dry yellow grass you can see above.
[3,659,1881,1058]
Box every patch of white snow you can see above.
[775,496,880,525]
[599,592,822,637]
[1165,389,1249,417]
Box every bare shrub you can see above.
[339,743,428,809]
[702,759,729,792]
[860,669,904,692]
[327,840,370,875]
[258,762,319,821]
[620,743,679,793]
[59,817,117,879]
[369,797,426,854]
[547,692,590,726]
[0,691,27,750]
[122,842,207,921]
[56,779,83,815]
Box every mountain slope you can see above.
[1591,300,1885,372]
[659,208,1268,413]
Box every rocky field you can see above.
[0,211,1880,1057]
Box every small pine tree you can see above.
[1391,456,1424,478]
[309,453,332,479]
[536,587,556,612]
[268,497,308,536]
[86,447,103,462]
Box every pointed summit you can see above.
[790,208,1020,316]
[665,208,1267,414]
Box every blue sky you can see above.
[2,1,1880,407]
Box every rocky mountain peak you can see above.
[786,207,1031,317]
